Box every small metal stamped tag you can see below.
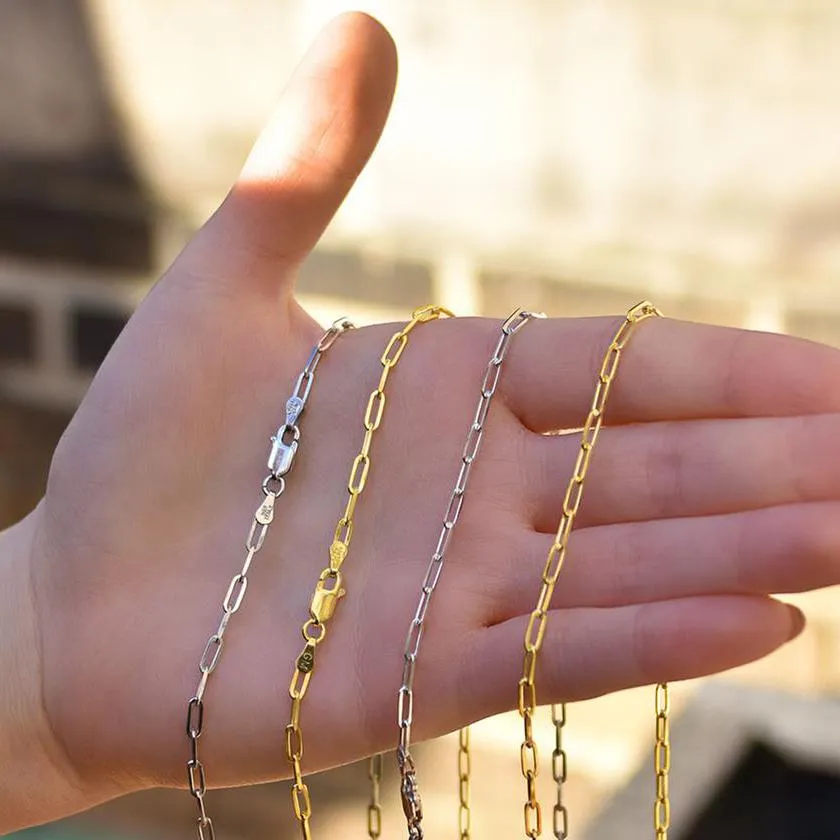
[255,493,276,525]
[285,395,304,427]
[328,540,348,570]
[297,644,316,673]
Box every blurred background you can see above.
[3,0,840,838]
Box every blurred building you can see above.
[587,683,840,840]
[2,1,840,838]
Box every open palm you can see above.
[21,12,840,824]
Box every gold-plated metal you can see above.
[654,682,671,839]
[517,301,662,839]
[369,753,383,839]
[183,317,354,840]
[309,570,346,623]
[284,305,453,840]
[458,727,472,840]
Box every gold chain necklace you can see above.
[516,302,668,840]
[284,305,454,840]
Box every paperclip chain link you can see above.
[285,305,453,840]
[184,317,353,840]
[551,703,568,840]
[368,753,383,839]
[517,302,662,839]
[458,726,472,840]
[654,682,671,839]
[394,309,543,840]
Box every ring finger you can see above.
[478,501,840,625]
[526,413,840,533]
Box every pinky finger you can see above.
[461,595,804,725]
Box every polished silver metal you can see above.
[393,308,544,840]
[285,395,305,427]
[268,436,299,477]
[184,317,353,840]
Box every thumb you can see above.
[182,12,397,296]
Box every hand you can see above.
[6,11,840,831]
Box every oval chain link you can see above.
[517,302,662,839]
[284,305,453,840]
[183,317,353,840]
[393,309,543,840]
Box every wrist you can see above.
[0,507,92,833]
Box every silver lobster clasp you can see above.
[268,426,300,477]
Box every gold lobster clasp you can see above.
[310,568,346,623]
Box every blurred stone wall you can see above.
[84,0,840,332]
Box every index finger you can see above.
[500,315,840,432]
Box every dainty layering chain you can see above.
[517,302,663,840]
[285,305,454,840]
[184,318,354,840]
[394,308,542,840]
[550,702,567,840]
[368,752,383,839]
[654,682,670,839]
[458,727,471,840]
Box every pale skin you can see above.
[4,11,840,834]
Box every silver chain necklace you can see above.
[393,307,544,840]
[184,317,354,840]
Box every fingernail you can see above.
[787,604,806,641]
